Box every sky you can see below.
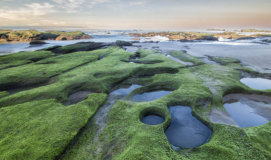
[0,0,271,30]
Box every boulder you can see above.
[30,40,47,45]
[115,40,133,47]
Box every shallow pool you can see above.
[223,94,271,128]
[240,77,271,90]
[131,90,172,102]
[165,106,212,149]
[141,115,164,125]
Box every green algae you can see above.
[46,42,106,54]
[0,44,271,160]
[0,30,91,42]
[208,56,241,65]
[0,93,107,160]
[0,91,8,98]
[169,51,203,65]
[0,51,55,70]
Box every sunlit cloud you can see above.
[0,0,270,29]
[50,0,110,12]
[129,1,147,6]
[0,2,66,26]
[51,0,86,12]
[0,3,55,20]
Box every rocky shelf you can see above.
[0,41,271,160]
[0,30,92,43]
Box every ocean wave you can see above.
[218,36,232,42]
[142,36,169,42]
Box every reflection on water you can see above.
[130,39,271,73]
[223,94,271,128]
[141,115,164,125]
[241,77,271,90]
[165,106,212,149]
[224,102,269,128]
[131,90,172,102]
[111,84,142,97]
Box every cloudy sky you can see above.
[0,0,271,30]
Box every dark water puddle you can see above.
[63,91,91,105]
[141,115,164,125]
[240,77,271,90]
[165,106,212,149]
[131,90,172,102]
[223,94,271,128]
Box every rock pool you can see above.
[240,77,271,90]
[131,90,172,102]
[141,115,165,125]
[223,94,271,128]
[165,106,212,149]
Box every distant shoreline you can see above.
[0,30,92,43]
[129,31,271,41]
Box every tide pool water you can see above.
[240,77,271,90]
[141,115,164,125]
[224,101,269,128]
[165,106,212,149]
[131,90,172,102]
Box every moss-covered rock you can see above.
[129,31,271,41]
[0,43,270,160]
[0,30,92,42]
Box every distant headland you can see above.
[0,30,92,43]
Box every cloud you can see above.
[0,2,64,26]
[129,0,147,6]
[0,3,55,20]
[50,0,110,12]
[51,0,86,11]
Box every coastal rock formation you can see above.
[0,30,92,42]
[129,31,271,41]
[0,44,271,160]
[29,40,47,45]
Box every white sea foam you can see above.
[218,36,231,42]
[149,36,169,42]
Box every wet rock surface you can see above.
[209,108,238,127]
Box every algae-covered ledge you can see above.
[0,30,92,43]
[0,42,271,160]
